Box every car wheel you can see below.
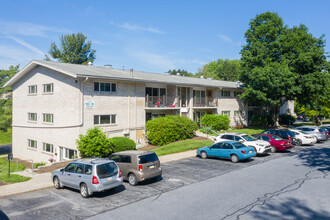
[128,173,138,186]
[53,176,62,189]
[270,146,276,153]
[230,154,239,163]
[201,151,208,159]
[296,139,302,146]
[253,147,258,154]
[80,183,89,198]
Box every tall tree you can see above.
[49,33,96,64]
[198,59,241,81]
[168,69,194,77]
[239,12,328,126]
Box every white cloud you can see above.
[0,20,70,37]
[218,34,233,43]
[117,22,165,34]
[7,36,45,57]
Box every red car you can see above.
[252,134,294,153]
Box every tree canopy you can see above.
[48,33,96,64]
[239,12,329,126]
[198,59,240,81]
[168,69,194,77]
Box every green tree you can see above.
[168,69,194,77]
[0,65,19,131]
[198,59,241,81]
[49,33,96,64]
[76,127,113,157]
[240,12,328,126]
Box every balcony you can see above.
[145,95,180,109]
[193,97,218,109]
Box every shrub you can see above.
[34,162,46,168]
[200,127,218,136]
[111,137,136,152]
[76,127,114,157]
[201,114,230,131]
[146,115,198,146]
[279,114,296,126]
[250,115,267,127]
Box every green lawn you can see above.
[0,128,12,145]
[221,128,265,135]
[152,138,214,156]
[0,157,30,183]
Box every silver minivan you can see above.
[51,158,123,198]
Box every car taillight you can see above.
[119,171,122,178]
[241,150,246,154]
[288,136,291,144]
[158,160,160,166]
[304,136,311,139]
[214,138,216,141]
[139,165,143,172]
[92,176,99,184]
[317,132,322,134]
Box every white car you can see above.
[214,133,272,154]
[291,130,317,145]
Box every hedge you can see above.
[146,115,198,146]
[200,114,230,131]
[279,114,296,126]
[111,137,136,152]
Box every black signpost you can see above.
[8,153,13,177]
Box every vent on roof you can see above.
[200,76,204,79]
[236,81,241,87]
[104,64,112,69]
[176,73,180,76]
[122,66,125,70]
[88,62,93,66]
[130,68,133,77]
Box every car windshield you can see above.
[271,135,283,140]
[242,135,256,141]
[233,143,246,149]
[138,153,159,164]
[97,162,118,179]
[286,130,295,137]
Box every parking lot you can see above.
[0,145,311,220]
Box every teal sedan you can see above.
[196,141,256,163]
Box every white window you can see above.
[43,143,53,153]
[28,85,37,94]
[94,114,117,125]
[222,111,231,116]
[28,139,37,149]
[43,114,53,123]
[28,113,37,121]
[64,148,77,159]
[94,82,117,92]
[221,91,231,97]
[43,83,53,93]
[234,111,242,117]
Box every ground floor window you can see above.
[94,114,116,125]
[64,148,77,159]
[43,143,53,153]
[234,111,242,117]
[146,113,165,121]
[222,111,230,117]
[28,139,37,149]
[193,111,206,127]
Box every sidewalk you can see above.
[0,150,197,198]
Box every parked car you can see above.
[260,129,296,144]
[295,126,326,142]
[252,134,293,152]
[290,130,317,145]
[319,128,329,139]
[214,133,271,155]
[109,151,162,186]
[196,141,256,163]
[51,158,123,198]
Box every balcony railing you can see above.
[193,97,217,107]
[145,95,179,108]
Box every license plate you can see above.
[107,177,113,181]
[249,151,252,153]
[149,165,155,169]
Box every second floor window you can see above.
[43,83,53,93]
[94,82,117,92]
[94,114,117,125]
[43,114,53,123]
[28,113,37,121]
[193,90,206,105]
[28,85,37,94]
[221,91,231,97]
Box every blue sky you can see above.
[1,0,330,73]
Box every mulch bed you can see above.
[34,161,71,174]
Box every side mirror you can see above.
[60,169,64,172]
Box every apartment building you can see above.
[5,60,247,163]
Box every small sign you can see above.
[8,153,13,161]
[85,101,95,108]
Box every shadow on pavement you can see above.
[250,197,330,219]
[293,147,330,172]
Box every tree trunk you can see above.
[272,106,280,127]
[314,116,321,126]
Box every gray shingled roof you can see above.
[5,60,243,89]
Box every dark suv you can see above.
[260,129,296,144]
[110,151,162,186]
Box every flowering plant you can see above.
[48,158,54,163]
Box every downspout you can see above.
[81,77,89,128]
